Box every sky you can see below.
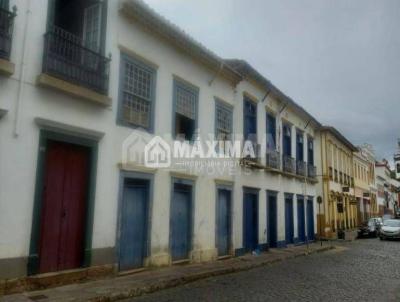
[143,0,400,164]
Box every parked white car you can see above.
[379,219,400,240]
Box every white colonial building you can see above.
[0,0,320,282]
[375,160,397,215]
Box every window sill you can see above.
[116,119,153,133]
[36,73,111,106]
[0,58,15,76]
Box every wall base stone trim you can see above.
[191,248,218,263]
[148,253,171,267]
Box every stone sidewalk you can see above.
[1,242,334,302]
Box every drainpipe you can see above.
[13,0,31,137]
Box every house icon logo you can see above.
[144,136,171,168]
[122,129,151,166]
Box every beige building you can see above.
[316,127,358,238]
[353,145,377,223]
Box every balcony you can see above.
[241,143,264,169]
[0,6,16,75]
[266,150,280,170]
[282,155,296,174]
[38,26,111,105]
[296,161,307,177]
[307,164,317,179]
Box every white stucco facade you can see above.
[0,0,320,278]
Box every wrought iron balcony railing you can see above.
[296,161,307,177]
[282,155,296,174]
[244,143,262,164]
[266,150,280,170]
[308,164,317,179]
[0,7,16,60]
[42,26,110,94]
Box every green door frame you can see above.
[27,130,98,275]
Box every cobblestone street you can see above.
[127,239,400,302]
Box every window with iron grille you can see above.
[119,54,155,130]
[215,100,233,141]
[215,100,233,153]
[173,79,198,141]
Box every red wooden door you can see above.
[38,140,89,274]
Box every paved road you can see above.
[126,239,400,302]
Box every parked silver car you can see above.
[379,219,400,240]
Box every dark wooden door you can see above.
[216,189,231,256]
[39,141,89,274]
[267,194,277,248]
[297,198,306,242]
[243,192,258,252]
[119,179,149,271]
[170,183,192,261]
[307,199,315,240]
[285,196,294,244]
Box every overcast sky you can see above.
[144,0,400,164]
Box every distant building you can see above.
[316,126,358,238]
[375,160,397,215]
[353,145,378,223]
[394,139,400,180]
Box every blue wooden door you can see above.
[267,194,277,248]
[170,184,192,261]
[307,199,315,240]
[119,179,149,271]
[216,189,231,256]
[285,196,294,244]
[297,198,306,242]
[243,192,258,252]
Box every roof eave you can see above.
[120,1,242,84]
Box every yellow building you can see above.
[316,127,358,238]
[353,147,378,223]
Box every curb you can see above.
[92,246,335,302]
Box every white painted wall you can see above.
[0,0,319,272]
